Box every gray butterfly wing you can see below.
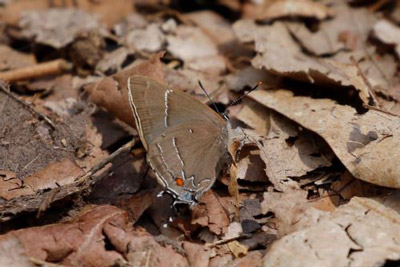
[148,121,229,203]
[128,75,226,150]
[128,75,229,203]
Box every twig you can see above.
[75,138,137,184]
[0,81,56,129]
[0,59,72,82]
[205,234,251,248]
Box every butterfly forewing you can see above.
[128,76,226,149]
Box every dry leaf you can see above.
[227,240,248,258]
[193,190,230,235]
[251,89,400,189]
[0,205,189,266]
[237,100,333,191]
[0,158,83,200]
[166,26,226,75]
[183,242,210,267]
[256,0,333,21]
[19,8,102,49]
[261,190,328,236]
[234,20,376,105]
[1,0,134,27]
[0,237,33,267]
[263,193,400,266]
[286,4,375,55]
[373,19,400,58]
[125,23,165,53]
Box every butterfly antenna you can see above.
[198,80,222,114]
[223,81,262,118]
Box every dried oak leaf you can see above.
[286,4,375,55]
[0,237,33,267]
[183,242,211,267]
[0,205,188,266]
[373,19,400,58]
[263,193,400,266]
[258,0,333,21]
[237,99,333,191]
[192,190,230,235]
[19,8,102,49]
[166,26,226,75]
[86,52,165,128]
[0,158,83,201]
[233,20,374,105]
[261,190,328,236]
[1,0,134,27]
[125,23,166,53]
[251,89,400,189]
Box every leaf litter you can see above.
[0,0,400,266]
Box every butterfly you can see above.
[128,75,232,205]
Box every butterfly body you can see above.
[128,76,231,205]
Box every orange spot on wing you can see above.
[175,177,184,186]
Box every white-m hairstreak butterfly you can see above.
[128,75,232,205]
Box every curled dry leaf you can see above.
[19,8,102,49]
[263,193,400,266]
[286,4,375,55]
[183,242,211,267]
[251,89,400,189]
[86,52,165,128]
[373,19,400,58]
[126,23,166,53]
[0,205,189,266]
[261,190,328,236]
[233,20,375,105]
[166,26,226,75]
[237,99,333,191]
[0,158,83,201]
[256,0,334,21]
[193,190,230,235]
[1,0,134,27]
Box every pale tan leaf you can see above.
[251,89,400,189]
[263,193,400,266]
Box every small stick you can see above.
[205,234,251,248]
[0,59,72,82]
[75,138,137,184]
[0,81,56,129]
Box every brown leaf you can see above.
[166,26,226,75]
[263,193,400,266]
[183,242,211,267]
[1,0,134,27]
[227,240,248,258]
[233,20,375,105]
[19,8,102,49]
[86,52,165,128]
[261,190,328,236]
[256,0,334,21]
[0,205,189,266]
[373,19,400,58]
[286,4,375,55]
[251,89,400,189]
[193,191,230,235]
[0,158,83,201]
[0,237,33,267]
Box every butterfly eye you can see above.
[175,177,184,187]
